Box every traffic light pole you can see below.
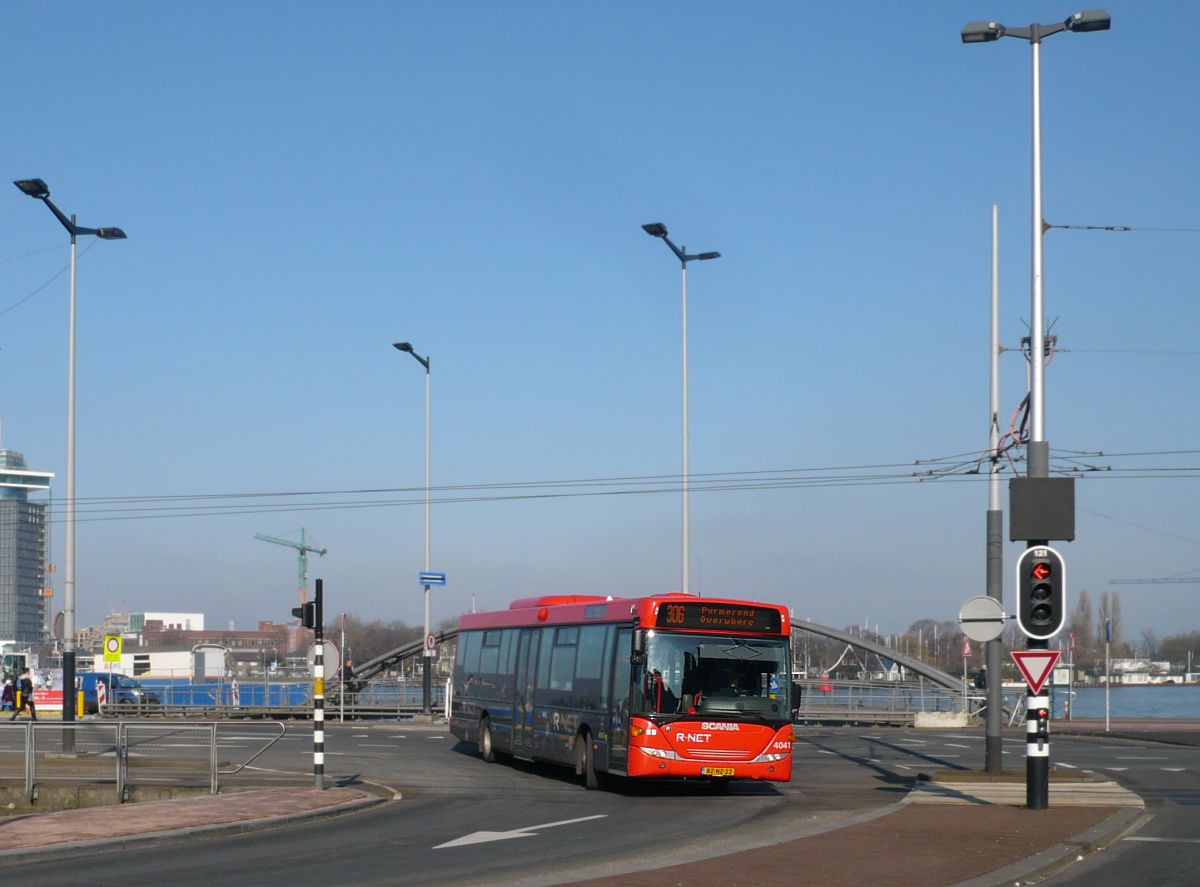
[1026,637,1050,810]
[312,579,325,790]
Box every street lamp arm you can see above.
[393,341,430,370]
[36,195,80,237]
[964,13,1108,45]
[1027,22,1067,43]
[660,234,687,266]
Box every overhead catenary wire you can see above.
[0,240,96,318]
[29,449,1200,525]
[1046,223,1200,233]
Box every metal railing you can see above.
[0,721,285,804]
[794,678,986,726]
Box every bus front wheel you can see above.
[479,716,496,763]
[574,733,599,790]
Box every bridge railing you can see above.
[795,678,985,726]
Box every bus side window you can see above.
[499,630,515,678]
[573,625,606,708]
[461,632,482,675]
[597,625,613,709]
[534,627,553,699]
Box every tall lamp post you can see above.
[13,178,126,726]
[961,9,1110,480]
[641,222,720,596]
[962,8,1110,810]
[394,341,432,715]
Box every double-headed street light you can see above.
[393,341,433,716]
[961,8,1110,811]
[642,222,720,597]
[960,10,1110,479]
[13,178,126,725]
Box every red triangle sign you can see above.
[1010,650,1061,695]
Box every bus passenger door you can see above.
[512,628,540,760]
[608,627,633,774]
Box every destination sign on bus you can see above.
[656,602,781,633]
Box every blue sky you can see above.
[2,2,1197,644]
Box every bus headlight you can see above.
[640,746,679,760]
[752,752,789,763]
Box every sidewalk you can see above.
[0,786,383,864]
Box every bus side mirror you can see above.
[632,629,647,664]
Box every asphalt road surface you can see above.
[7,724,1198,886]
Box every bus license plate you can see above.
[701,767,735,777]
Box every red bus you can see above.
[449,593,794,790]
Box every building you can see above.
[130,611,204,633]
[0,449,53,644]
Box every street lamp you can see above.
[393,341,433,715]
[960,10,1110,478]
[642,222,720,597]
[13,178,126,726]
[961,7,1110,812]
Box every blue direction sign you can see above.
[419,571,446,585]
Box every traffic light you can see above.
[1016,545,1066,640]
[292,601,317,629]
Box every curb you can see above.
[949,806,1146,887]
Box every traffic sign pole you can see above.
[1012,646,1059,799]
[312,579,325,790]
[1026,687,1050,809]
[1022,640,1050,810]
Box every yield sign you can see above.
[1010,649,1061,695]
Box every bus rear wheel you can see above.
[479,716,496,763]
[574,733,599,790]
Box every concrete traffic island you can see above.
[569,767,1145,887]
[910,767,1145,807]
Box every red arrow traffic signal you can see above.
[1032,563,1051,580]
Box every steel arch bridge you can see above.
[345,619,963,692]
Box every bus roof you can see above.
[459,593,789,636]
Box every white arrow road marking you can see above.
[434,815,608,849]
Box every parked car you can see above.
[79,672,161,714]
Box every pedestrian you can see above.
[10,667,36,721]
[230,678,240,708]
[1,678,14,712]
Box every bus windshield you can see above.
[638,632,791,721]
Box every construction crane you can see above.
[255,528,327,608]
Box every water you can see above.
[1052,684,1200,719]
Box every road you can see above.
[1038,736,1200,885]
[6,723,1198,886]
